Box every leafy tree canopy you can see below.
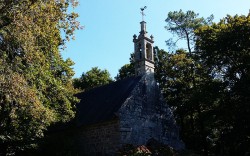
[74,67,113,91]
[154,46,222,155]
[159,12,250,155]
[0,0,80,154]
[115,64,135,81]
[195,14,250,155]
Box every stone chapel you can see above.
[75,19,184,155]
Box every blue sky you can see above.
[62,0,250,79]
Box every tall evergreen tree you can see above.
[165,9,213,53]
[164,11,218,155]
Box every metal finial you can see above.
[140,6,147,21]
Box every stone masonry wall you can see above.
[118,74,184,150]
[77,119,120,156]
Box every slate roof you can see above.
[75,76,142,127]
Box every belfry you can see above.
[133,20,155,75]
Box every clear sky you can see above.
[61,0,250,79]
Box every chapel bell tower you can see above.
[133,7,154,75]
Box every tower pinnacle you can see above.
[140,21,147,35]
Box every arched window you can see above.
[146,43,152,60]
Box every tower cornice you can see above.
[133,36,154,44]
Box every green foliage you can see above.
[165,10,213,53]
[115,63,135,80]
[195,14,250,155]
[163,10,217,155]
[154,47,221,155]
[160,11,250,155]
[74,67,113,91]
[0,0,80,154]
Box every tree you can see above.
[164,11,217,155]
[165,10,213,53]
[115,64,135,80]
[74,67,113,91]
[154,46,223,155]
[0,0,80,154]
[195,14,250,155]
[154,11,250,155]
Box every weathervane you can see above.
[140,6,147,21]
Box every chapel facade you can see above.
[74,19,184,156]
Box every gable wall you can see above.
[118,74,184,150]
